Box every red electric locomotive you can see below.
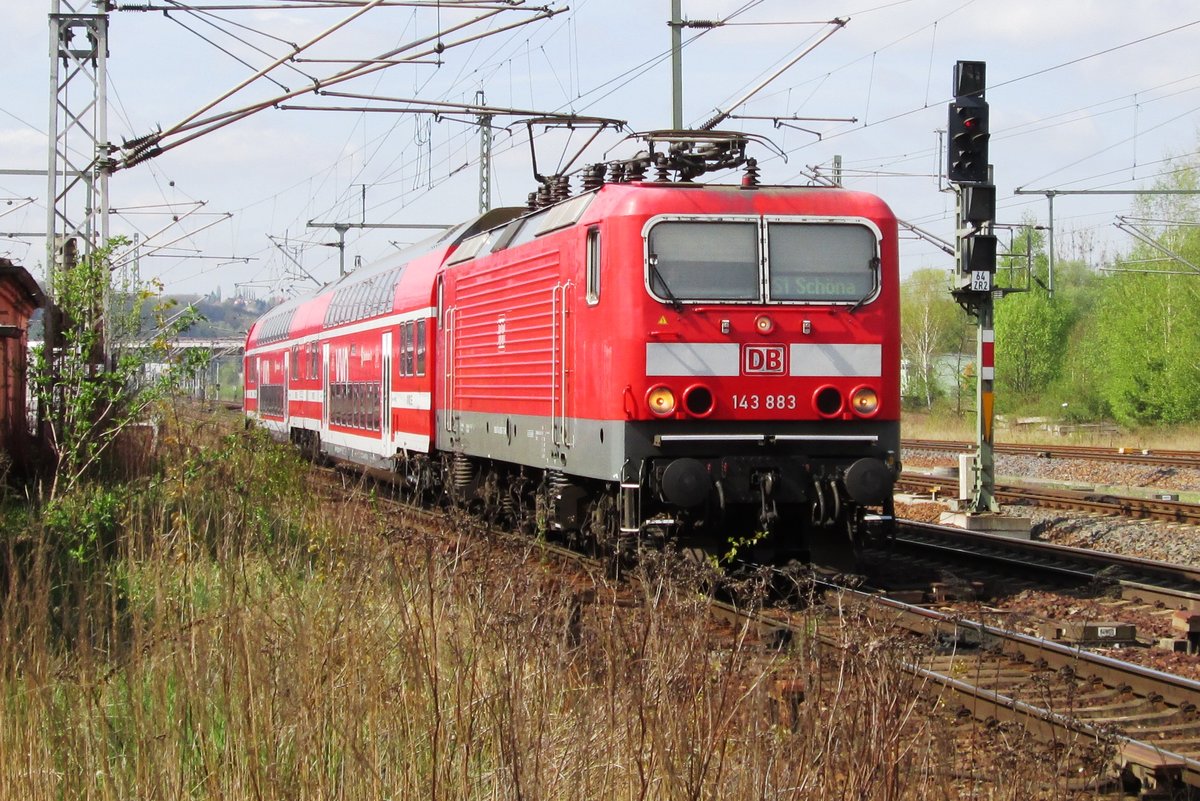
[246,133,901,565]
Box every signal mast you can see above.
[945,61,1028,539]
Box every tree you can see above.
[30,237,209,499]
[1088,152,1200,425]
[899,268,969,410]
[993,219,1087,409]
[993,287,1073,400]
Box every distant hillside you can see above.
[28,294,279,341]
[177,295,276,339]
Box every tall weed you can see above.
[0,405,1111,799]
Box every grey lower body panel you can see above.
[436,410,626,481]
[436,410,898,485]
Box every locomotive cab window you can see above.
[585,227,601,305]
[644,216,881,305]
[645,220,759,302]
[767,222,878,303]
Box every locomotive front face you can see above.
[618,199,902,554]
[639,213,885,423]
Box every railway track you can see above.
[712,580,1200,797]
[889,519,1200,612]
[898,471,1200,525]
[526,535,1200,795]
[903,438,1200,469]
[874,592,1200,796]
[324,461,1200,796]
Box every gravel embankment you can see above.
[900,448,1200,566]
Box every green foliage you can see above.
[899,268,970,411]
[42,485,125,565]
[145,424,315,561]
[30,237,210,499]
[1091,271,1200,424]
[1076,152,1200,425]
[994,286,1074,401]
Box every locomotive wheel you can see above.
[583,491,619,549]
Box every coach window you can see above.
[585,227,601,305]
[767,222,878,303]
[646,220,759,302]
[401,322,414,376]
[416,320,426,376]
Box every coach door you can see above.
[381,330,393,446]
[322,343,330,429]
[282,349,291,428]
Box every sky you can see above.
[2,0,1199,300]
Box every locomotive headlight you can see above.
[754,314,775,335]
[850,386,880,417]
[646,385,677,417]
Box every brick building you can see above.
[0,258,45,474]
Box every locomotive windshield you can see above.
[767,222,877,302]
[645,217,879,305]
[646,221,759,301]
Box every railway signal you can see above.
[946,59,1004,521]
[947,101,990,184]
[947,61,990,185]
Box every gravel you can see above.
[900,448,1200,566]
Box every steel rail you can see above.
[894,519,1200,608]
[903,437,1200,468]
[898,472,1200,525]
[868,589,1200,792]
[711,583,1200,792]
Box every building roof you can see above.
[0,258,46,309]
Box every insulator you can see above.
[581,164,604,192]
[608,162,627,183]
[553,175,570,202]
[526,191,539,211]
[654,155,671,183]
[121,130,159,150]
[626,160,646,182]
[123,143,162,168]
[742,157,760,187]
[536,182,552,208]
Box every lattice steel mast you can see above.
[47,0,110,275]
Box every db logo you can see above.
[742,344,786,375]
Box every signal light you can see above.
[961,234,998,275]
[947,98,990,184]
[962,184,995,225]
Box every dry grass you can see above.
[0,404,1121,799]
[906,410,1200,451]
